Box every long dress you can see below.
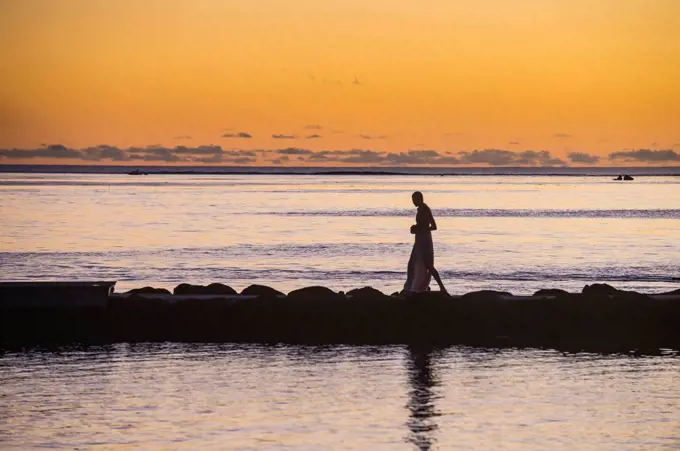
[403,204,435,294]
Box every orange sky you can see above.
[1,0,679,165]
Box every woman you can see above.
[403,191,448,295]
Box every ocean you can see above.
[1,165,678,294]
[1,165,679,450]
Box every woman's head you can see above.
[412,191,424,206]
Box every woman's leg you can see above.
[403,246,416,294]
[427,265,448,295]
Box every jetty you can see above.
[1,281,679,353]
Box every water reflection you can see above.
[405,346,440,450]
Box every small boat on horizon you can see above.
[614,174,634,181]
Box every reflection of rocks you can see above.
[406,346,439,451]
[1,284,679,352]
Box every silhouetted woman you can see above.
[403,191,448,295]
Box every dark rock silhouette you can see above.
[2,284,679,353]
[460,290,512,300]
[287,286,343,301]
[128,169,148,175]
[614,174,634,181]
[582,283,620,296]
[347,286,389,300]
[125,286,171,295]
[173,283,237,295]
[533,288,570,297]
[241,284,284,297]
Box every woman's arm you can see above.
[429,207,437,231]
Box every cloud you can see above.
[272,134,298,139]
[222,132,252,139]
[457,149,566,166]
[306,134,322,139]
[386,150,462,165]
[0,145,600,167]
[341,149,387,164]
[553,133,572,139]
[359,134,387,140]
[508,141,520,145]
[0,144,83,159]
[174,135,192,140]
[275,147,313,155]
[304,124,323,130]
[83,145,129,161]
[0,144,264,164]
[608,149,680,162]
[568,152,600,164]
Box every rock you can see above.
[346,286,389,300]
[241,284,285,297]
[407,290,452,301]
[582,283,620,296]
[287,286,343,302]
[125,286,172,295]
[205,283,237,295]
[533,288,570,297]
[461,290,512,300]
[173,283,236,295]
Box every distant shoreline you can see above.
[1,164,679,176]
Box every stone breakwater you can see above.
[2,283,679,353]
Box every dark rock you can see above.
[125,286,172,295]
[241,284,285,297]
[287,286,343,301]
[205,283,237,295]
[461,290,512,300]
[173,283,236,295]
[582,283,620,296]
[623,174,634,180]
[614,175,623,180]
[533,288,570,297]
[347,286,389,300]
[408,290,452,301]
[174,283,205,295]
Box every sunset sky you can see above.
[1,0,679,166]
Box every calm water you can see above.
[1,345,678,450]
[2,172,680,449]
[0,172,678,294]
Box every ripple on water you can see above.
[1,344,678,450]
